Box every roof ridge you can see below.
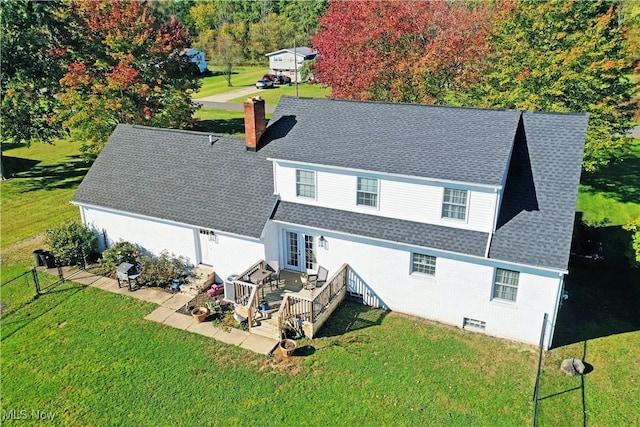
[126,124,245,140]
[278,95,520,113]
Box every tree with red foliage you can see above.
[57,0,200,156]
[312,1,490,104]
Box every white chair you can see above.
[308,266,328,288]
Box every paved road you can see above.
[194,85,276,113]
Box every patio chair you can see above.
[308,266,328,288]
[266,261,280,290]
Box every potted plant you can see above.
[300,273,308,285]
[191,306,209,322]
[278,338,297,357]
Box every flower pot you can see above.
[278,339,296,357]
[191,307,209,323]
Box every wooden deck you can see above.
[227,261,348,340]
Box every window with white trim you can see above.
[493,268,519,302]
[442,188,468,220]
[296,169,315,198]
[411,253,436,276]
[356,177,378,207]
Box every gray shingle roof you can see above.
[72,125,276,238]
[260,96,521,186]
[489,112,588,270]
[273,202,489,257]
[73,99,587,273]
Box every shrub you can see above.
[623,217,640,267]
[45,221,97,266]
[140,251,187,287]
[98,241,138,277]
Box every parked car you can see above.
[256,79,273,89]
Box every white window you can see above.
[442,188,468,220]
[411,253,436,276]
[493,268,519,302]
[357,177,378,207]
[463,318,486,330]
[296,169,315,198]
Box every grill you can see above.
[116,262,141,291]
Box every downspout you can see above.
[546,272,566,350]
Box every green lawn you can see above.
[195,66,267,98]
[1,104,639,426]
[229,82,332,105]
[577,138,640,225]
[0,140,88,249]
[193,109,272,135]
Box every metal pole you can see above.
[31,267,41,296]
[294,39,298,98]
[532,312,548,427]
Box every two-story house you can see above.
[266,47,317,82]
[72,96,587,348]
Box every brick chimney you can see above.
[243,97,266,151]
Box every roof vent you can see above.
[209,134,218,145]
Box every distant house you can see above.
[266,47,317,82]
[72,96,588,348]
[181,48,208,74]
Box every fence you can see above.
[1,266,67,318]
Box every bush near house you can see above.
[98,241,138,277]
[138,251,188,288]
[44,221,97,266]
[96,242,188,287]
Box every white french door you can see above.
[284,230,316,272]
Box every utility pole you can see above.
[294,38,299,98]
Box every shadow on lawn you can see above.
[552,223,640,348]
[580,144,640,204]
[539,341,592,427]
[0,281,85,342]
[3,154,91,192]
[316,300,388,338]
[194,118,245,135]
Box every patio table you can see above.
[250,269,271,299]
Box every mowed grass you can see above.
[195,65,267,98]
[0,140,89,248]
[577,138,640,225]
[0,283,537,426]
[229,82,332,105]
[193,108,272,135]
[1,282,638,426]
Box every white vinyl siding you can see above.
[493,268,519,302]
[442,188,468,220]
[357,177,378,207]
[274,163,497,232]
[296,169,315,198]
[411,253,436,275]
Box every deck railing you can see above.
[230,259,265,331]
[278,263,348,339]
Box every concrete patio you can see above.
[41,265,280,355]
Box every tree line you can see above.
[1,0,637,171]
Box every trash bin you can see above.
[33,249,45,267]
[42,252,57,268]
